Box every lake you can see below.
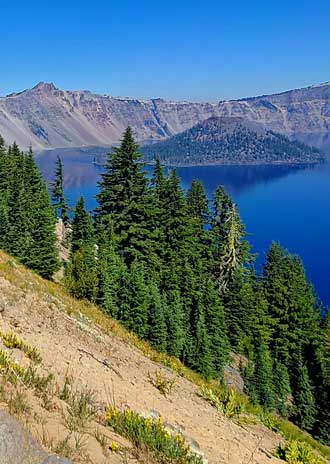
[36,152,330,306]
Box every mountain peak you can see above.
[32,81,57,92]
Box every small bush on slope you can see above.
[105,406,204,464]
[0,330,42,363]
[276,440,323,464]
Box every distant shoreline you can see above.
[93,159,324,168]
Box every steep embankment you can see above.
[141,117,323,165]
[0,251,286,464]
[1,81,330,151]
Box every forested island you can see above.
[0,129,329,447]
[141,117,323,166]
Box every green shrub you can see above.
[276,440,323,464]
[65,388,98,432]
[148,370,176,397]
[198,385,245,419]
[0,331,42,363]
[105,407,203,464]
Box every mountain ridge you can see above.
[1,81,330,151]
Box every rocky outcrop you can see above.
[0,81,330,151]
[0,410,71,464]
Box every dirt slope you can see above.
[0,252,284,464]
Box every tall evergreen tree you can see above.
[191,299,213,378]
[96,127,154,265]
[147,284,167,352]
[202,278,229,378]
[163,289,185,358]
[187,180,209,227]
[1,145,59,278]
[96,216,125,318]
[253,340,275,411]
[290,350,316,431]
[262,243,321,427]
[66,196,97,300]
[314,311,330,444]
[51,156,69,224]
[71,197,94,254]
[118,262,149,339]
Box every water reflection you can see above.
[176,163,316,197]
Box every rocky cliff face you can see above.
[1,81,330,151]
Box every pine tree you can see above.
[315,311,330,444]
[273,359,292,417]
[3,147,59,278]
[162,169,188,254]
[64,248,98,300]
[186,180,209,227]
[51,156,69,224]
[202,279,229,378]
[262,243,291,365]
[191,297,213,378]
[290,350,316,431]
[262,243,321,425]
[96,216,125,318]
[147,284,167,351]
[95,127,154,265]
[263,243,321,366]
[253,340,275,411]
[66,196,97,300]
[151,157,167,199]
[25,179,59,278]
[71,197,94,254]
[118,262,149,339]
[163,289,185,358]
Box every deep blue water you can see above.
[37,153,330,306]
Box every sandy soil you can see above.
[0,262,284,464]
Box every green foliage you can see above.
[65,388,98,432]
[198,385,245,419]
[148,370,176,397]
[105,407,203,464]
[65,196,98,300]
[243,340,275,411]
[70,196,94,254]
[51,155,69,224]
[117,262,149,339]
[276,440,322,464]
[0,331,42,363]
[262,242,322,431]
[0,143,58,278]
[1,130,329,449]
[147,285,167,351]
[96,126,155,265]
[64,248,98,301]
[141,117,323,165]
[290,355,316,432]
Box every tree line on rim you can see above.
[0,129,329,444]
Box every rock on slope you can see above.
[0,410,71,464]
[1,81,330,151]
[0,251,284,464]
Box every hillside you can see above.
[141,117,323,165]
[0,251,285,464]
[1,81,330,151]
[1,132,330,464]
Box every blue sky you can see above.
[1,0,330,101]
